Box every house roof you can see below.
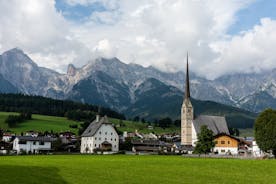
[193,115,229,135]
[15,136,55,142]
[214,133,240,142]
[81,116,112,137]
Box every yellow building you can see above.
[214,134,240,155]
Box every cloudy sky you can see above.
[0,0,276,79]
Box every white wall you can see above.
[81,124,119,153]
[214,147,238,155]
[191,122,197,147]
[252,141,263,157]
[13,138,51,154]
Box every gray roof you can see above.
[193,115,229,135]
[81,116,112,137]
[16,136,55,142]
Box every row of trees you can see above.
[0,93,125,120]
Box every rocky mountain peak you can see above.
[67,64,77,76]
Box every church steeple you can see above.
[181,52,194,146]
[185,53,190,99]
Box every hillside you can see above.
[125,78,257,129]
[0,112,80,134]
[0,112,178,135]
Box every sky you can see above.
[0,0,276,79]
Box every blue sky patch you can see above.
[228,0,276,34]
[55,0,107,22]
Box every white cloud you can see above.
[0,0,91,72]
[206,18,276,78]
[1,0,275,79]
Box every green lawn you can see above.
[0,155,275,184]
[0,112,80,134]
[0,112,179,135]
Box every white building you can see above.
[13,136,54,154]
[252,140,264,157]
[81,115,119,153]
[2,133,13,142]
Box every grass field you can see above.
[0,112,179,135]
[0,155,275,184]
[0,112,80,134]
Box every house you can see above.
[80,115,119,153]
[0,141,12,154]
[25,131,39,137]
[214,134,240,155]
[13,136,55,154]
[2,133,14,142]
[132,140,173,153]
[252,140,264,157]
[181,55,230,147]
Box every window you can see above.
[114,145,116,148]
[99,131,101,134]
[33,142,36,145]
[215,141,218,144]
[19,140,26,144]
[228,141,230,144]
[39,141,44,145]
[105,138,107,141]
[99,138,101,140]
[115,139,117,141]
[111,132,113,135]
[95,144,97,147]
[221,150,225,153]
[105,132,107,135]
[95,137,97,140]
[221,141,225,144]
[111,138,113,141]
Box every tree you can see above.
[158,117,172,128]
[254,109,276,156]
[194,125,215,154]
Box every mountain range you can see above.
[1,48,275,127]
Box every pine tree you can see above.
[194,125,215,154]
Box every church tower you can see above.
[181,53,194,145]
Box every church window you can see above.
[115,138,117,141]
[105,132,107,135]
[111,138,113,141]
[111,132,113,135]
[95,144,97,147]
[95,137,97,140]
[99,131,101,134]
[105,138,107,141]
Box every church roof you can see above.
[193,115,229,135]
[81,116,112,137]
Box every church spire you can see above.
[185,52,190,99]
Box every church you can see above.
[181,55,230,147]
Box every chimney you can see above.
[96,114,100,122]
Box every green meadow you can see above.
[0,155,275,184]
[0,112,80,134]
[0,112,179,135]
